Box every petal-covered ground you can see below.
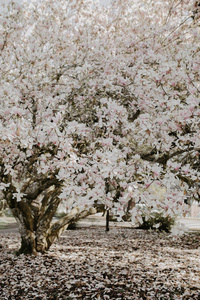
[0,228,200,299]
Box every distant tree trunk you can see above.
[0,199,7,216]
[106,209,110,232]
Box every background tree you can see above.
[0,0,199,254]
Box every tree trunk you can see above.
[106,209,110,232]
[18,229,37,255]
[14,207,97,255]
[17,229,51,255]
[11,206,39,255]
[4,176,101,255]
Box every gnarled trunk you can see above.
[13,206,97,255]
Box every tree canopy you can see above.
[0,0,199,253]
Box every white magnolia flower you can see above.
[13,188,26,202]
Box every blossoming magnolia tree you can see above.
[0,0,199,254]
